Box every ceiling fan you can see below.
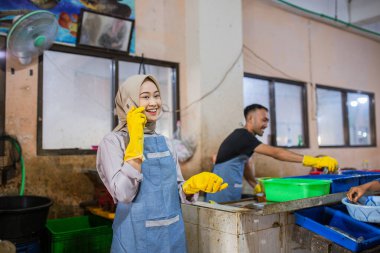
[0,10,58,65]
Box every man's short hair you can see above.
[244,104,268,119]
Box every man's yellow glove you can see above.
[302,155,338,172]
[254,184,262,194]
[124,106,147,161]
[182,172,228,195]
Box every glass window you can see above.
[243,77,271,144]
[243,74,308,147]
[316,85,375,147]
[275,82,304,147]
[41,51,113,150]
[347,93,372,146]
[38,47,179,155]
[316,88,344,146]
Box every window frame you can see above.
[244,73,309,148]
[37,44,180,155]
[316,84,376,148]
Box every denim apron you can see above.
[111,135,187,253]
[205,155,248,203]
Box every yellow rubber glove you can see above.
[182,172,228,195]
[254,184,262,194]
[124,106,147,161]
[302,155,338,172]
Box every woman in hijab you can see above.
[97,74,228,253]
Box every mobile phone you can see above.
[126,98,138,110]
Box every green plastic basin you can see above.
[263,178,331,202]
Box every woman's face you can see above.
[139,80,162,122]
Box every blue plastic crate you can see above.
[295,206,380,252]
[288,174,360,193]
[359,175,380,185]
[340,170,380,175]
[340,170,380,185]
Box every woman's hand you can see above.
[124,106,147,161]
[182,172,228,195]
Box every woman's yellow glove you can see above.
[182,172,228,195]
[302,155,338,172]
[124,106,147,161]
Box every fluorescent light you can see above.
[357,97,368,104]
[350,101,358,107]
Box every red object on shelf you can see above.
[309,171,323,175]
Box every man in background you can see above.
[205,103,338,203]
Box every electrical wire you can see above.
[243,44,304,82]
[163,48,243,113]
[165,44,304,114]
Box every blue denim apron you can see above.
[111,135,187,253]
[205,155,248,203]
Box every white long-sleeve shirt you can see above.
[96,131,197,204]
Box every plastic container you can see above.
[295,206,380,252]
[288,174,360,193]
[340,170,380,184]
[262,178,331,202]
[309,171,323,175]
[257,177,272,193]
[0,195,53,243]
[342,196,380,223]
[16,240,41,253]
[45,215,112,253]
[359,174,380,184]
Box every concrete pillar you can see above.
[182,0,244,178]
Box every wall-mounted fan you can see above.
[0,10,58,65]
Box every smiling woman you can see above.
[96,75,191,252]
[96,74,227,252]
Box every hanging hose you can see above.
[12,140,25,196]
[0,135,25,196]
